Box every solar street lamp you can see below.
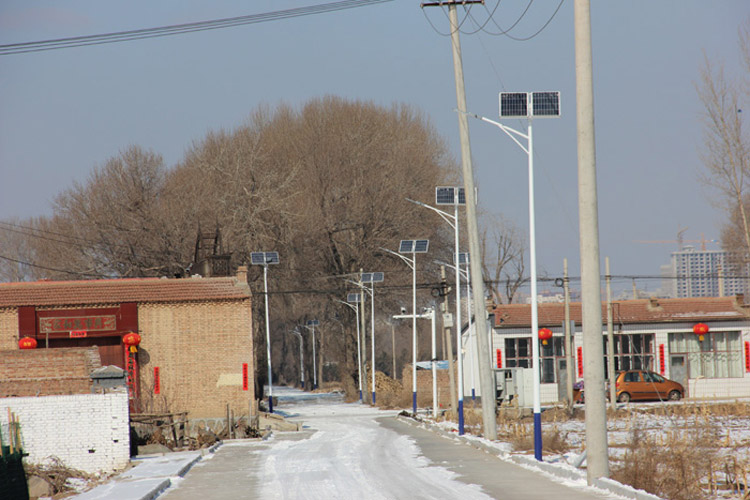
[346,273,383,405]
[470,90,560,461]
[251,251,279,413]
[408,189,468,434]
[304,320,320,390]
[336,294,363,402]
[287,329,304,389]
[381,240,429,415]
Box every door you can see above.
[670,355,688,397]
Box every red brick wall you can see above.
[0,347,102,397]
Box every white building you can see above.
[463,295,750,402]
[666,246,749,298]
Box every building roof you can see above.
[0,276,250,307]
[493,295,750,328]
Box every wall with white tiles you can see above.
[0,389,129,474]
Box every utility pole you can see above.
[606,258,616,408]
[390,319,397,378]
[441,265,458,416]
[574,0,609,481]
[360,269,369,400]
[421,0,496,440]
[563,258,574,408]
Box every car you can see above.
[613,370,684,403]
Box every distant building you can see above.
[664,246,749,298]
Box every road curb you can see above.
[394,414,662,500]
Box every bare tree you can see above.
[698,21,750,257]
[481,214,526,304]
[0,217,37,282]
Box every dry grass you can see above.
[611,421,720,500]
[24,456,95,497]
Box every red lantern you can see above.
[123,332,141,353]
[18,337,37,349]
[538,328,553,345]
[693,323,709,342]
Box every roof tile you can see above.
[0,277,250,307]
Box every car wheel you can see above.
[668,390,682,401]
[617,392,631,403]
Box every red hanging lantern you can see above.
[123,332,141,353]
[693,323,709,342]
[18,337,37,349]
[538,328,553,345]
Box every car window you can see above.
[644,372,665,383]
[624,372,640,382]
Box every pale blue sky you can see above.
[0,1,746,294]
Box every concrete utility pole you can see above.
[574,0,609,481]
[606,258,617,408]
[360,270,369,401]
[441,265,458,416]
[563,258,574,407]
[444,0,497,440]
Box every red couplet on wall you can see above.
[496,349,502,369]
[745,342,750,373]
[577,346,583,377]
[659,344,665,375]
[242,363,249,391]
[154,367,161,394]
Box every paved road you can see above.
[159,389,623,499]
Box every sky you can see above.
[0,1,747,296]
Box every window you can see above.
[604,333,654,374]
[505,338,530,368]
[669,331,743,378]
[505,336,566,383]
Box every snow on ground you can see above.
[259,386,495,499]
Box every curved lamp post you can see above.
[469,90,560,461]
[251,251,279,413]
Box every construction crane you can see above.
[635,231,718,251]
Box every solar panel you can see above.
[361,271,384,283]
[414,240,429,253]
[499,92,528,118]
[455,252,470,265]
[347,293,361,303]
[531,91,560,117]
[399,240,414,253]
[264,252,280,264]
[250,252,265,265]
[435,187,466,206]
[307,319,319,326]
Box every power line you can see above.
[0,0,392,56]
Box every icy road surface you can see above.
[256,388,492,499]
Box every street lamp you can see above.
[470,90,560,461]
[251,251,279,413]
[381,240,429,415]
[336,293,363,402]
[393,307,437,418]
[304,320,320,390]
[409,186,467,434]
[287,329,304,389]
[347,272,383,405]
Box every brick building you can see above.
[0,269,255,419]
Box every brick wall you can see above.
[0,308,17,350]
[137,300,255,419]
[0,390,130,474]
[0,347,101,397]
[403,365,454,409]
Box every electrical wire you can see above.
[0,0,392,56]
